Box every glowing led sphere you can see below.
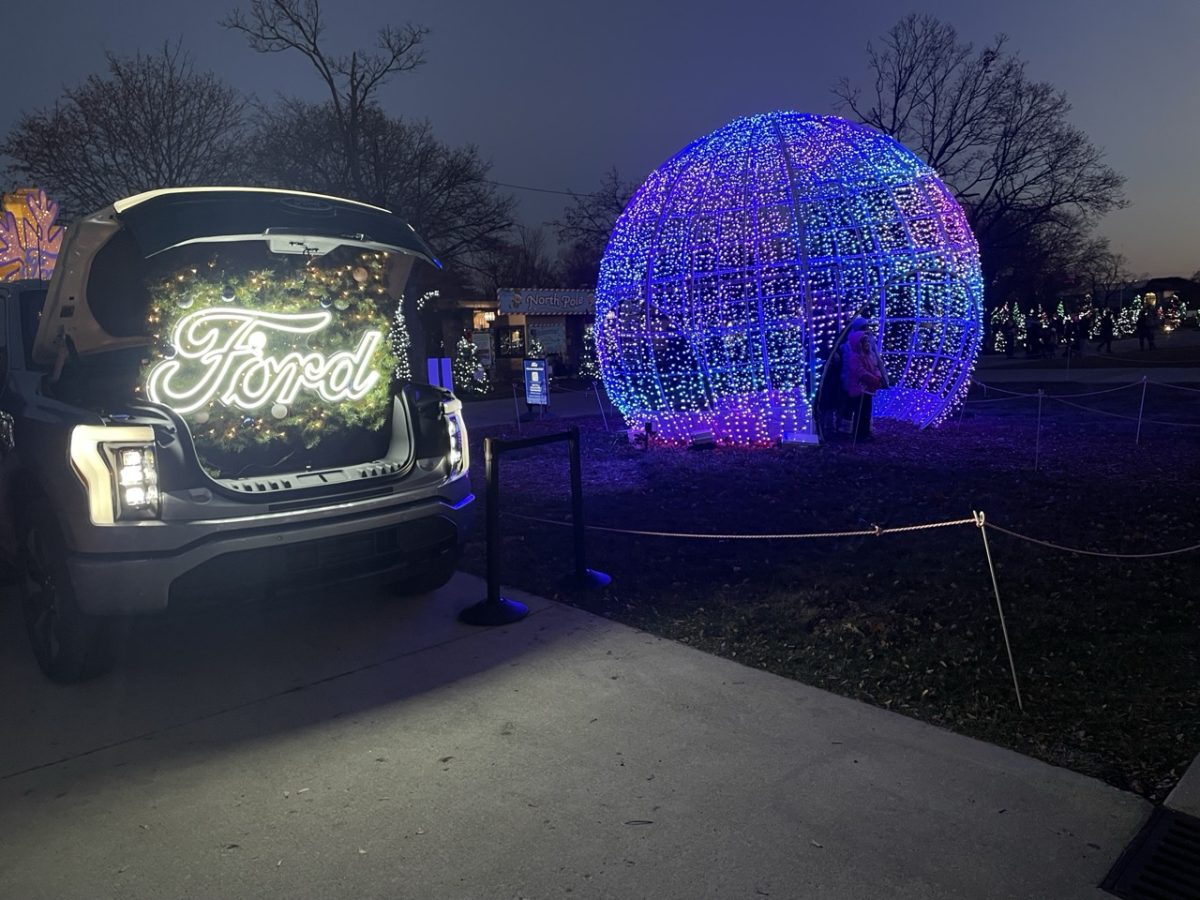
[595,112,984,445]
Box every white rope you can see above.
[985,522,1200,559]
[970,380,1041,399]
[507,510,1200,558]
[1152,380,1200,394]
[1048,395,1200,428]
[1060,353,1200,366]
[969,376,1137,398]
[504,511,977,541]
[1050,382,1145,399]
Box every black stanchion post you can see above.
[459,437,530,625]
[565,425,611,590]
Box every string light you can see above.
[141,250,407,458]
[0,188,64,281]
[595,111,984,446]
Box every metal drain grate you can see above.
[1103,807,1200,899]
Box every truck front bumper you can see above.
[66,491,474,614]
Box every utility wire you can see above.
[485,179,608,199]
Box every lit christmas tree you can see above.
[1117,294,1142,338]
[390,298,413,382]
[578,323,600,380]
[989,303,1026,353]
[453,334,491,397]
[528,331,545,359]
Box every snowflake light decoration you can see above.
[0,188,64,281]
[595,112,984,445]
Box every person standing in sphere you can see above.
[841,318,885,442]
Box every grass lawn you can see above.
[458,379,1200,802]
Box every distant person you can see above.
[841,318,885,442]
[1042,321,1058,359]
[818,338,850,439]
[1136,305,1157,350]
[1025,311,1040,357]
[1063,317,1077,357]
[1071,315,1087,357]
[1096,309,1115,354]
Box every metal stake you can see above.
[1135,376,1148,445]
[974,511,1024,712]
[593,381,610,432]
[1034,389,1044,471]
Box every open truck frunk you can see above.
[0,188,473,682]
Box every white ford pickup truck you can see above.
[0,188,473,681]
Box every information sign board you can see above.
[523,358,548,406]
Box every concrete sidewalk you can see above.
[0,574,1149,899]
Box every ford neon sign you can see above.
[146,307,382,414]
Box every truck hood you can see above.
[34,187,440,364]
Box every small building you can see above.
[428,289,597,384]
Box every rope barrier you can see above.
[499,503,1199,712]
[983,522,1200,559]
[1058,353,1200,366]
[1152,380,1200,394]
[504,511,977,541]
[506,509,1200,559]
[1048,395,1200,428]
[970,378,1143,399]
[969,381,1041,399]
[962,395,1039,405]
[987,351,1200,366]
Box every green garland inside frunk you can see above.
[139,251,409,454]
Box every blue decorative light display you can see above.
[595,112,984,445]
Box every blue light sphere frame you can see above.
[595,111,984,445]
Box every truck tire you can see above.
[20,507,117,683]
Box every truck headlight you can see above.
[70,425,161,524]
[445,407,469,480]
[114,446,160,516]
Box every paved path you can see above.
[0,575,1149,899]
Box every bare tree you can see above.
[834,14,1126,306]
[465,226,561,297]
[553,167,635,288]
[247,100,514,267]
[2,43,248,214]
[223,0,427,202]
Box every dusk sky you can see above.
[5,0,1197,277]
